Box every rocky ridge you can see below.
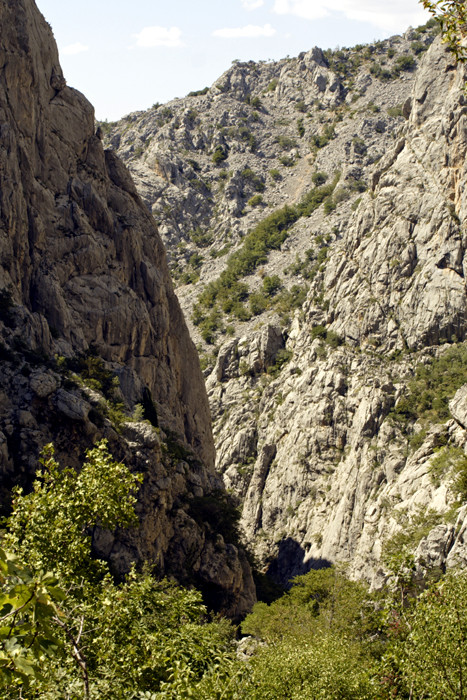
[0,0,255,617]
[107,24,467,588]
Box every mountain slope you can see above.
[106,24,467,587]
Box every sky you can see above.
[35,0,431,122]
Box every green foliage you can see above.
[395,54,417,71]
[276,134,297,150]
[189,490,241,544]
[411,39,428,54]
[239,568,377,699]
[262,275,282,297]
[187,86,209,97]
[421,0,467,61]
[428,445,467,501]
[212,145,228,164]
[267,348,292,377]
[265,78,278,92]
[4,441,140,584]
[189,226,213,248]
[269,168,281,181]
[382,506,444,573]
[241,167,265,192]
[278,154,296,167]
[387,104,404,117]
[194,176,338,342]
[1,443,237,699]
[248,194,263,207]
[312,171,328,186]
[236,632,376,699]
[311,325,343,348]
[0,549,65,689]
[389,570,467,699]
[311,123,335,149]
[389,344,467,426]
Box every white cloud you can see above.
[61,42,89,56]
[133,26,183,48]
[272,0,429,32]
[241,0,265,9]
[213,23,276,39]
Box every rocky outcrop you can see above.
[0,0,255,618]
[107,26,467,590]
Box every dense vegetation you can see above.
[2,442,466,699]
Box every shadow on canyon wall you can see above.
[266,537,332,588]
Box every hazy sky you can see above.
[35,0,430,121]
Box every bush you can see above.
[279,154,296,167]
[242,167,265,192]
[389,344,467,426]
[312,171,328,186]
[393,571,467,700]
[266,78,278,92]
[269,168,281,181]
[248,194,264,207]
[262,275,282,297]
[311,124,335,149]
[395,54,417,71]
[276,135,298,150]
[188,87,209,97]
[212,145,228,164]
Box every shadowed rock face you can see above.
[0,0,255,618]
[0,0,213,466]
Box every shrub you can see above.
[411,40,427,55]
[312,171,328,186]
[311,124,335,149]
[242,167,265,192]
[188,87,209,97]
[269,168,281,181]
[276,135,298,150]
[212,145,228,164]
[262,275,282,297]
[279,154,296,167]
[395,54,417,71]
[248,194,264,207]
[389,344,467,430]
[266,78,278,92]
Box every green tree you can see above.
[383,570,467,699]
[1,442,237,699]
[421,1,467,61]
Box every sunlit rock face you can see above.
[109,29,467,587]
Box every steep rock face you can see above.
[208,39,467,586]
[107,29,467,588]
[0,0,255,617]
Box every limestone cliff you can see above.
[0,0,255,617]
[107,24,467,588]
